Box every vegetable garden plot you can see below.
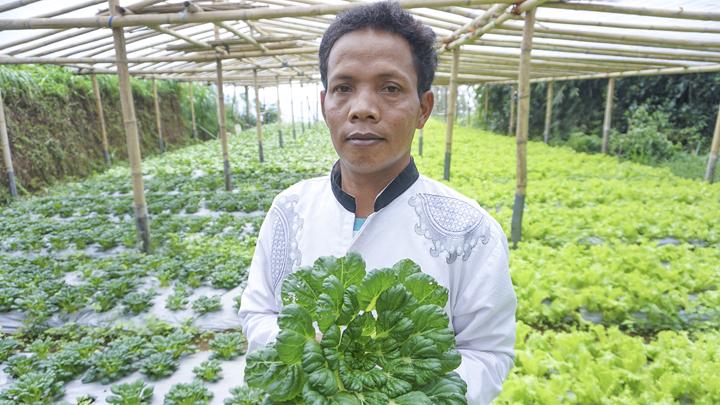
[1,121,719,403]
[0,126,333,404]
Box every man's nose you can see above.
[348,89,380,122]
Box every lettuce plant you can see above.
[106,379,153,405]
[210,331,245,360]
[244,253,467,404]
[193,359,223,382]
[163,381,213,405]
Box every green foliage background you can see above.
[0,65,232,203]
[476,73,720,153]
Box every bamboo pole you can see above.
[289,79,297,139]
[483,85,489,128]
[0,90,17,198]
[253,69,265,163]
[543,81,553,144]
[704,103,720,183]
[0,0,514,30]
[152,78,165,153]
[447,0,545,49]
[300,81,306,133]
[244,85,250,117]
[109,0,150,252]
[444,47,460,181]
[601,77,616,154]
[215,52,232,191]
[0,0,41,13]
[545,3,717,21]
[275,76,284,148]
[489,64,720,85]
[511,7,536,247]
[508,84,515,135]
[189,82,197,138]
[91,73,111,164]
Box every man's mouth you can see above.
[346,132,384,146]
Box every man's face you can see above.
[321,28,433,176]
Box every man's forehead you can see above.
[326,28,415,77]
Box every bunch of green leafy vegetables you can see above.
[243,253,467,404]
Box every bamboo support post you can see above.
[244,85,250,117]
[483,85,489,128]
[275,76,284,148]
[465,89,471,126]
[704,103,720,183]
[511,7,537,248]
[289,79,297,139]
[444,47,460,181]
[602,77,616,154]
[253,69,265,163]
[109,0,150,252]
[300,82,306,133]
[543,81,553,144]
[0,90,17,198]
[152,78,165,152]
[418,128,424,157]
[189,82,197,138]
[91,73,111,164]
[216,58,232,190]
[508,84,516,135]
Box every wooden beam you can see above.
[705,103,720,183]
[543,81,552,144]
[0,90,17,198]
[189,82,197,139]
[444,47,460,180]
[511,7,536,247]
[152,78,165,152]
[275,76,284,148]
[91,73,111,164]
[601,77,615,154]
[253,69,265,162]
[35,0,105,19]
[109,0,150,252]
[0,0,513,30]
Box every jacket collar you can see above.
[330,157,420,214]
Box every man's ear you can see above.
[417,90,434,129]
[320,89,327,122]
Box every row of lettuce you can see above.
[0,121,718,403]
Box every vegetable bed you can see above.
[1,120,718,403]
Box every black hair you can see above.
[319,1,437,97]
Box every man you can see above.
[239,2,517,403]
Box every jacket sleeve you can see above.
[238,208,281,353]
[452,221,517,405]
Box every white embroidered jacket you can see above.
[239,160,517,405]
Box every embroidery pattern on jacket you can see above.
[270,195,303,293]
[409,193,491,263]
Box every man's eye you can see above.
[334,85,352,93]
[382,85,400,93]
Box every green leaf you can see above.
[357,268,396,312]
[276,304,315,363]
[244,346,305,402]
[419,372,468,405]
